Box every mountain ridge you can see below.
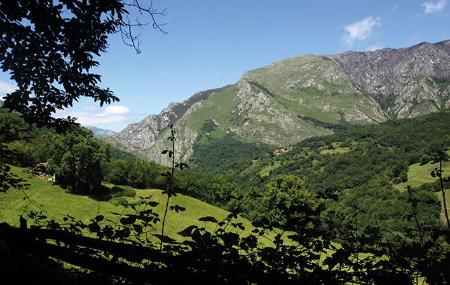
[88,126,116,138]
[111,40,450,165]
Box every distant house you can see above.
[272,147,286,156]
[30,162,55,182]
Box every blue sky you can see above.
[0,0,449,131]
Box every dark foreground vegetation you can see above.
[1,109,450,284]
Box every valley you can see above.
[1,19,450,282]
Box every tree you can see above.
[127,160,156,188]
[0,109,30,192]
[431,148,450,230]
[48,128,109,194]
[104,159,130,185]
[0,0,165,128]
[258,174,322,232]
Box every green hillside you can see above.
[392,153,450,224]
[192,111,450,234]
[395,160,450,190]
[0,166,258,241]
[176,56,384,161]
[242,55,384,123]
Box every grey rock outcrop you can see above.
[326,40,450,118]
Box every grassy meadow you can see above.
[0,166,271,243]
[395,160,450,190]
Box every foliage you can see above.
[0,109,31,192]
[0,0,121,127]
[230,111,450,229]
[47,128,109,194]
[3,172,449,284]
[175,170,237,206]
[190,134,271,175]
[0,0,164,128]
[113,159,161,189]
[254,175,323,237]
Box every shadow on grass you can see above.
[88,185,136,202]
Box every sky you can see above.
[0,0,449,131]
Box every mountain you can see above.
[326,40,450,118]
[111,40,450,165]
[88,126,116,138]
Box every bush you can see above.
[110,186,136,198]
[110,197,129,206]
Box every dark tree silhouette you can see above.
[0,0,165,129]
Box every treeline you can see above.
[103,159,236,206]
[0,109,237,205]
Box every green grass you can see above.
[242,55,385,124]
[319,146,351,155]
[259,161,281,177]
[0,166,270,243]
[181,85,239,130]
[395,160,450,190]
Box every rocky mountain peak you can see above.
[325,40,450,118]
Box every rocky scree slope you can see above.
[326,40,450,118]
[111,40,450,165]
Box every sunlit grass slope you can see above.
[0,166,263,242]
[395,160,450,190]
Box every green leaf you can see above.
[88,222,100,233]
[147,201,159,207]
[154,234,176,244]
[95,215,104,222]
[178,225,198,237]
[120,215,136,225]
[170,204,186,212]
[198,216,218,223]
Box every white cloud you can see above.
[342,16,381,45]
[56,105,130,126]
[422,0,447,14]
[105,105,130,115]
[0,81,17,94]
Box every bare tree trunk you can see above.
[439,159,450,230]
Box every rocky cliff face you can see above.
[113,86,230,154]
[111,40,450,164]
[229,79,332,146]
[326,40,450,118]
